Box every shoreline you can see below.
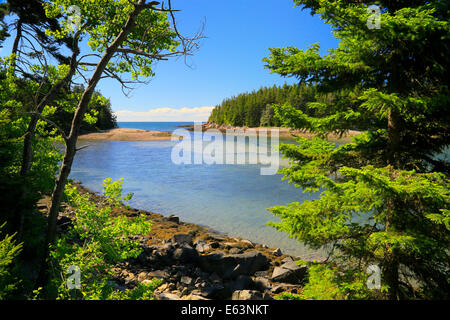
[47,182,324,300]
[183,123,361,142]
[78,125,361,143]
[78,128,182,141]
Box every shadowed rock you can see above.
[199,251,270,279]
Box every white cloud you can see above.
[114,106,214,122]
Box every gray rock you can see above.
[199,251,270,279]
[272,248,282,257]
[147,270,170,279]
[281,256,294,264]
[209,242,220,249]
[207,233,227,242]
[254,277,271,291]
[229,248,242,255]
[168,215,180,224]
[182,294,210,300]
[225,275,253,292]
[240,239,255,247]
[181,276,193,286]
[137,271,150,282]
[232,290,263,300]
[156,293,181,300]
[172,245,198,263]
[196,283,226,299]
[172,233,193,246]
[194,239,212,253]
[209,272,222,283]
[271,261,307,284]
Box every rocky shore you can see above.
[185,123,361,141]
[46,183,323,301]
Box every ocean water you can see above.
[117,122,197,132]
[70,122,318,257]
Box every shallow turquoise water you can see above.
[70,123,320,257]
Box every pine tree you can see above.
[264,0,449,299]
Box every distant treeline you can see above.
[52,86,118,134]
[208,83,318,127]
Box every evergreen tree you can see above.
[264,0,449,299]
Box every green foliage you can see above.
[275,263,381,300]
[265,0,450,299]
[0,223,23,299]
[208,83,318,128]
[48,179,155,300]
[44,0,179,80]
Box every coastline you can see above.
[78,128,182,141]
[78,125,360,143]
[184,123,361,142]
[47,182,324,300]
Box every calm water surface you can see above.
[70,122,319,257]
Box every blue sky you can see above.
[1,0,339,121]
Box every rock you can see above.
[196,284,226,299]
[199,251,270,279]
[194,239,211,253]
[141,279,155,287]
[271,261,307,284]
[172,245,198,263]
[232,290,263,300]
[229,248,242,255]
[207,233,227,242]
[156,293,181,300]
[210,242,220,249]
[240,239,255,247]
[223,242,243,250]
[137,272,149,282]
[181,276,193,286]
[254,271,270,277]
[172,233,193,246]
[272,248,282,257]
[181,287,189,296]
[225,275,253,292]
[281,256,294,264]
[124,273,136,285]
[148,270,170,279]
[254,277,271,291]
[56,216,73,232]
[182,294,210,300]
[157,283,169,292]
[271,285,285,294]
[209,272,221,283]
[168,215,180,224]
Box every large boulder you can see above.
[172,244,199,263]
[172,233,193,246]
[199,251,270,279]
[271,261,307,284]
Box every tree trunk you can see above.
[35,2,145,289]
[15,43,79,241]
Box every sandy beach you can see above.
[78,128,181,141]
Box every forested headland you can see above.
[208,83,317,128]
